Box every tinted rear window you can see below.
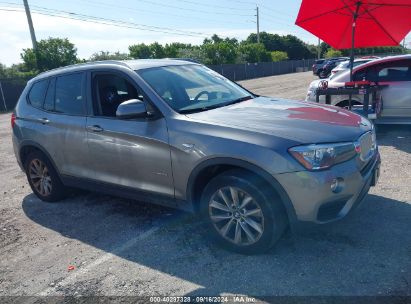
[28,79,49,108]
[55,73,85,115]
[315,60,325,64]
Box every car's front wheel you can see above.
[25,151,67,202]
[200,170,287,254]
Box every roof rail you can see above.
[36,60,131,77]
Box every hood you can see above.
[186,97,372,144]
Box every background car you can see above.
[306,54,411,124]
[312,59,326,76]
[318,57,350,79]
[330,58,375,76]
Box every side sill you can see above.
[61,175,193,212]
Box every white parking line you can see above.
[37,225,161,296]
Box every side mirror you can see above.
[116,99,147,119]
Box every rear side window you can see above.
[28,79,49,108]
[55,73,85,115]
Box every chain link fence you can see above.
[0,78,28,112]
[207,59,316,82]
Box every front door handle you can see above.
[38,118,50,125]
[87,125,104,132]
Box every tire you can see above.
[24,150,67,202]
[200,169,287,254]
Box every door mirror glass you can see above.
[116,99,147,119]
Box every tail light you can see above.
[11,113,16,129]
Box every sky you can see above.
[0,0,410,66]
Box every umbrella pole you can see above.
[349,2,361,110]
[349,2,361,82]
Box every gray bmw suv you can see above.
[12,60,380,254]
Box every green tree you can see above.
[204,34,236,45]
[129,43,151,59]
[21,37,78,73]
[238,43,271,63]
[89,51,130,61]
[149,42,166,59]
[0,63,36,83]
[201,41,238,65]
[282,35,313,59]
[246,32,315,60]
[325,48,343,58]
[270,51,288,62]
[319,42,331,58]
[164,43,192,58]
[246,32,285,52]
[176,47,206,63]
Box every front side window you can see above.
[55,73,85,115]
[353,66,378,82]
[28,79,49,108]
[138,64,252,113]
[92,73,142,117]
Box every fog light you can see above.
[331,178,344,193]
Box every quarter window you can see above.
[44,78,55,111]
[55,73,85,115]
[28,79,49,108]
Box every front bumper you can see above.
[306,89,321,102]
[275,151,380,226]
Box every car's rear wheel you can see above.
[200,170,287,254]
[25,151,67,202]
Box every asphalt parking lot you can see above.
[0,71,410,298]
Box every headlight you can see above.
[289,142,357,170]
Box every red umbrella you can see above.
[295,0,411,80]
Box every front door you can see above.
[86,71,174,198]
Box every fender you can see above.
[186,157,298,225]
[18,140,62,178]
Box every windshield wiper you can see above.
[179,95,254,114]
[222,95,253,106]
[179,105,222,114]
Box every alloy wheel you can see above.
[29,159,52,197]
[208,186,264,246]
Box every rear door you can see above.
[45,72,92,178]
[375,60,411,117]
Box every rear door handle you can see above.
[38,118,50,125]
[87,125,104,132]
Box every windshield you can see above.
[137,64,253,113]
